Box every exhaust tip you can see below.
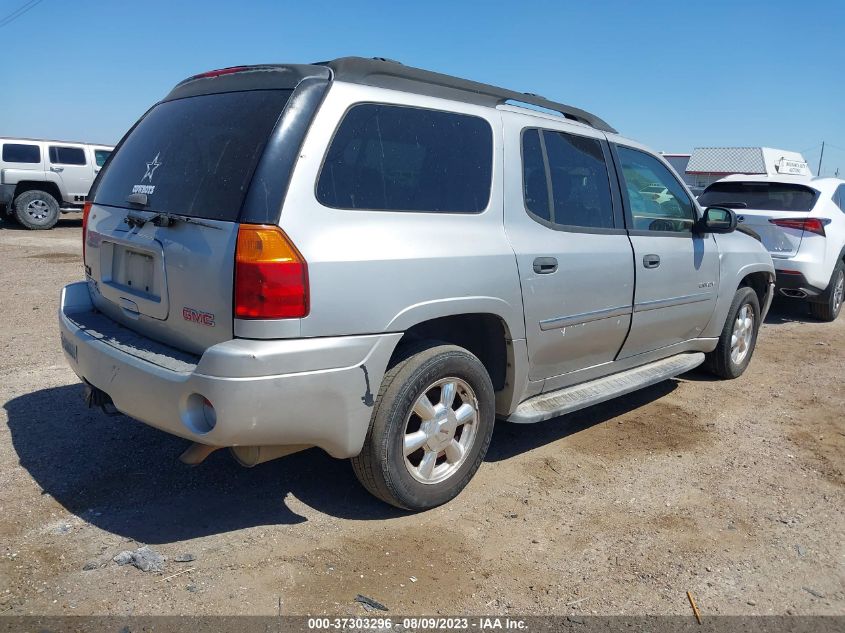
[779,288,807,299]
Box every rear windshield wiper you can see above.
[124,210,221,230]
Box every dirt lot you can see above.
[0,216,842,617]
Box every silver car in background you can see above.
[58,58,774,510]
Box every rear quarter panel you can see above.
[275,82,526,342]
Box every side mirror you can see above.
[696,206,737,234]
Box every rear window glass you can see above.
[698,181,818,212]
[49,146,86,165]
[317,103,492,213]
[2,143,40,163]
[94,90,291,221]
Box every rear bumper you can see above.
[773,270,825,299]
[58,282,400,458]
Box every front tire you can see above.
[705,286,760,379]
[13,190,60,230]
[809,261,844,322]
[351,342,495,511]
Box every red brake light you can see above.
[234,225,309,319]
[82,201,92,264]
[769,218,829,236]
[190,66,249,81]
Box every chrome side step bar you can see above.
[506,352,705,424]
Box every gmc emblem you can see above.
[182,307,215,327]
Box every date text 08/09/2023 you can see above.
[307,616,528,630]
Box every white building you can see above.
[684,147,810,189]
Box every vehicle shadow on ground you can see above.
[486,380,676,462]
[763,297,817,325]
[0,214,82,230]
[7,380,679,542]
[5,384,405,544]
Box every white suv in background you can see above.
[699,175,845,321]
[0,138,113,229]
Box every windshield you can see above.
[698,181,818,212]
[93,90,292,221]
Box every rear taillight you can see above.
[82,201,92,264]
[769,217,830,236]
[234,225,309,319]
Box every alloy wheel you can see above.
[402,377,479,485]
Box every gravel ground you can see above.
[0,216,842,617]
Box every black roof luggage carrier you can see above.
[167,57,616,134]
[322,57,617,134]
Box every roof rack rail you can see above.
[321,57,616,134]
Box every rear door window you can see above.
[317,104,493,213]
[698,181,818,212]
[94,149,111,167]
[521,128,615,230]
[2,143,40,163]
[522,129,551,222]
[93,90,292,221]
[49,146,87,165]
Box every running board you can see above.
[506,352,705,424]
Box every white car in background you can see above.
[698,175,845,321]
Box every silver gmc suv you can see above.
[58,58,775,510]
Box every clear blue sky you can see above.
[2,0,843,175]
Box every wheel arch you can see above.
[13,181,62,203]
[702,262,774,338]
[385,309,525,417]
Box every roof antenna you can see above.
[817,141,825,177]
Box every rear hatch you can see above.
[85,88,293,354]
[698,180,820,257]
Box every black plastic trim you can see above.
[240,77,331,224]
[164,65,329,102]
[774,271,824,297]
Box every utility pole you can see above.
[817,141,825,176]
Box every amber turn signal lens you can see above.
[234,225,308,319]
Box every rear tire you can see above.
[704,286,760,379]
[351,342,495,511]
[809,261,844,322]
[13,190,60,230]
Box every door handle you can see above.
[50,166,64,173]
[643,254,661,269]
[533,257,558,274]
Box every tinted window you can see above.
[617,146,695,232]
[94,149,111,167]
[2,143,40,164]
[521,129,614,229]
[543,131,614,229]
[94,90,292,221]
[49,146,86,165]
[698,181,818,212]
[835,185,845,212]
[522,129,550,222]
[317,104,492,213]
